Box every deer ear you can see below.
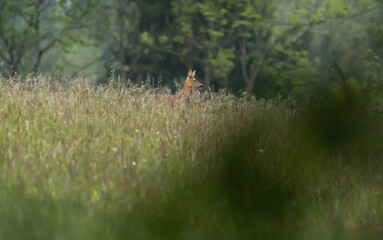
[192,70,196,77]
[188,69,193,77]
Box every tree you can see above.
[92,0,184,84]
[141,0,247,87]
[138,0,379,93]
[233,0,380,93]
[0,0,98,76]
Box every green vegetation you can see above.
[0,0,382,95]
[0,75,382,239]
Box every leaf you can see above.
[141,32,154,45]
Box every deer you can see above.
[157,69,203,101]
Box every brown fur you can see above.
[157,69,203,101]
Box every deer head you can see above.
[183,69,203,91]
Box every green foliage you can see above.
[260,43,319,98]
[307,0,381,85]
[164,0,244,85]
[141,32,154,45]
[0,0,98,74]
[208,49,235,78]
[0,0,382,95]
[363,52,383,113]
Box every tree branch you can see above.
[239,35,249,84]
[274,3,381,27]
[331,49,352,101]
[148,44,204,64]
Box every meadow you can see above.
[0,75,382,240]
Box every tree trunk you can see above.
[222,76,229,88]
[245,66,261,93]
[33,51,43,72]
[204,66,211,87]
[117,0,127,81]
[240,34,265,93]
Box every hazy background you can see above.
[1,0,382,97]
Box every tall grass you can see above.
[0,75,382,239]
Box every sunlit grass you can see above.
[0,75,382,239]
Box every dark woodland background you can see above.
[0,0,382,98]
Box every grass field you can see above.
[0,75,382,239]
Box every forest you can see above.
[1,0,383,239]
[0,0,381,96]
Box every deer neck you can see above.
[176,84,191,98]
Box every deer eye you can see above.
[193,79,196,82]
